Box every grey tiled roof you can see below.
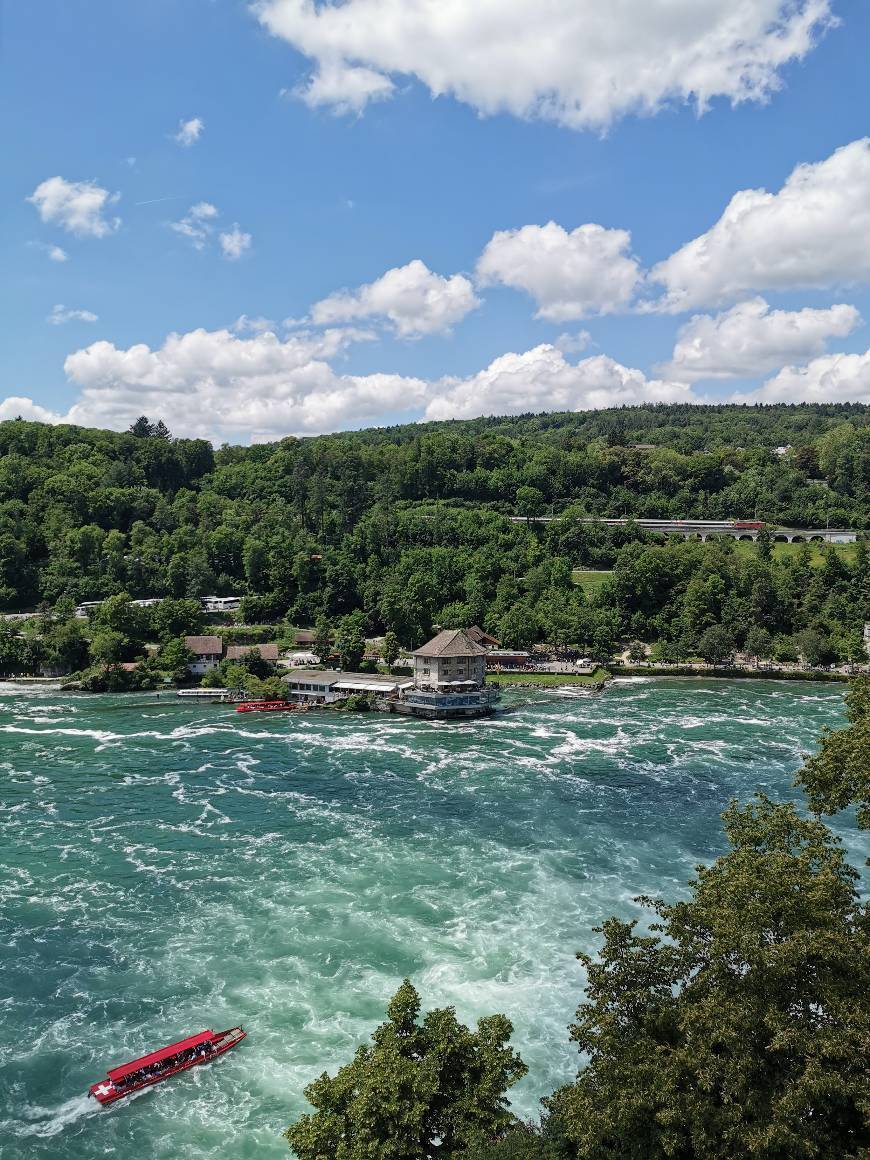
[412,629,489,658]
[225,644,279,661]
[466,625,500,645]
[184,635,223,655]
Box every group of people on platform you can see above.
[115,1040,214,1088]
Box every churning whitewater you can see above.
[1,679,864,1159]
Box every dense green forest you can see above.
[3,405,870,666]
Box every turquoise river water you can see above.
[1,678,866,1159]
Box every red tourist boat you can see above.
[235,700,299,712]
[88,1027,246,1105]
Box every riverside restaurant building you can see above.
[283,630,500,720]
[397,629,501,720]
[283,669,414,704]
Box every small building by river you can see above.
[283,630,501,720]
[283,669,414,703]
[397,629,501,720]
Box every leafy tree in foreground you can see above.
[382,629,401,667]
[151,597,204,642]
[157,637,195,683]
[462,1116,574,1159]
[547,796,870,1159]
[89,628,128,666]
[796,627,834,669]
[756,525,773,561]
[497,602,539,650]
[744,626,773,664]
[843,629,868,667]
[337,613,366,672]
[92,593,151,648]
[313,615,333,664]
[797,675,870,829]
[697,623,734,665]
[772,633,799,663]
[0,618,24,674]
[285,980,527,1159]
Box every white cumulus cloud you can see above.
[660,298,862,381]
[476,222,642,320]
[219,225,252,260]
[731,349,870,405]
[170,204,252,259]
[554,330,592,355]
[170,201,219,250]
[311,259,480,337]
[48,304,99,326]
[0,397,65,424]
[2,328,696,441]
[425,345,693,421]
[650,138,870,311]
[174,116,204,146]
[28,176,120,238]
[57,326,428,440]
[294,61,395,115]
[30,242,69,262]
[254,0,833,130]
[232,314,278,335]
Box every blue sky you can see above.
[3,0,870,442]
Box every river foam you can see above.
[1,679,864,1159]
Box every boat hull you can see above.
[88,1028,246,1105]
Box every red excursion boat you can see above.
[235,700,299,712]
[88,1027,246,1105]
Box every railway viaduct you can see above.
[509,517,857,544]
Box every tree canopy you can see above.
[546,796,869,1159]
[0,409,869,666]
[285,981,527,1159]
[797,675,870,829]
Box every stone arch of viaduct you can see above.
[514,516,857,544]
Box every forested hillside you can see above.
[2,405,870,663]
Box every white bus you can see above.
[201,596,242,613]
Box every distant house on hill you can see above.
[184,635,223,675]
[465,625,500,649]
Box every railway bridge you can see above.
[509,517,857,544]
